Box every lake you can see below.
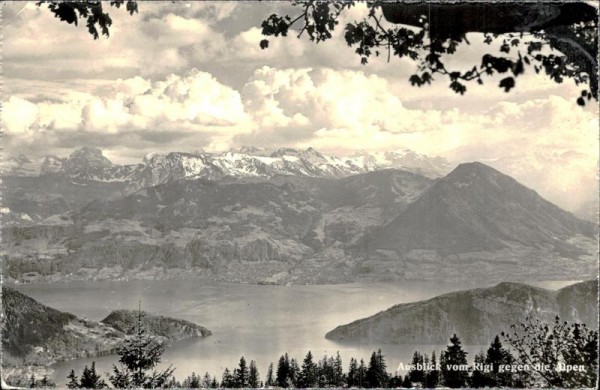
[14,278,578,386]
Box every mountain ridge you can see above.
[2,159,596,285]
[1,146,453,186]
[325,280,599,344]
[369,162,596,255]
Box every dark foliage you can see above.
[441,334,469,388]
[502,316,599,388]
[107,307,175,388]
[366,349,389,387]
[260,1,598,105]
[298,351,318,388]
[36,1,138,39]
[2,286,76,357]
[79,362,106,389]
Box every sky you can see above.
[1,1,598,214]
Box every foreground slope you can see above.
[325,280,599,345]
[1,287,211,367]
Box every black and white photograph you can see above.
[1,1,598,388]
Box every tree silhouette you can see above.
[426,350,439,387]
[408,350,425,384]
[36,1,138,39]
[298,350,318,388]
[485,335,518,387]
[249,360,260,388]
[275,353,290,387]
[107,305,175,388]
[202,372,212,388]
[366,349,389,387]
[260,1,598,105]
[357,358,367,388]
[347,357,358,387]
[441,334,468,388]
[35,1,597,105]
[265,362,275,387]
[182,372,201,388]
[79,362,106,389]
[66,369,79,389]
[234,356,250,388]
[221,368,235,388]
[469,350,489,388]
[502,316,598,388]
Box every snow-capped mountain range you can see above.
[2,146,453,187]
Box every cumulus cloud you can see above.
[2,2,231,80]
[3,65,597,212]
[2,70,254,162]
[1,1,597,213]
[237,67,465,151]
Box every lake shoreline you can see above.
[8,278,586,387]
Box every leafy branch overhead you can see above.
[37,0,138,39]
[260,1,598,105]
[34,1,598,105]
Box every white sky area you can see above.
[1,1,598,213]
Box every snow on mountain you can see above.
[2,147,453,190]
[1,154,41,177]
[40,156,65,174]
[346,148,452,178]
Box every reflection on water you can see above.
[14,278,574,386]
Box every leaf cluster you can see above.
[37,0,138,39]
[260,1,598,104]
[502,316,598,388]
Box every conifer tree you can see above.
[333,352,344,387]
[441,334,469,388]
[486,335,515,387]
[366,350,378,387]
[211,376,219,388]
[366,349,389,387]
[347,357,358,387]
[289,357,300,387]
[222,368,235,388]
[80,362,106,389]
[426,351,440,388]
[108,364,130,388]
[357,358,367,388]
[249,360,260,388]
[423,353,430,387]
[182,372,201,388]
[317,355,332,387]
[66,370,79,389]
[235,356,250,387]
[165,377,181,388]
[202,372,212,388]
[108,305,174,388]
[276,355,289,387]
[469,351,489,388]
[298,351,318,388]
[388,374,403,388]
[408,351,425,384]
[265,362,275,387]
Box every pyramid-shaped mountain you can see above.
[370,162,596,255]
